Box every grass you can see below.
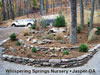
[55,30,64,40]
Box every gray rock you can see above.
[48,28,58,33]
[26,36,34,42]
[29,30,35,34]
[60,65,68,68]
[42,62,50,66]
[31,39,38,44]
[55,47,61,51]
[64,35,67,38]
[26,38,31,42]
[77,54,89,60]
[9,47,15,52]
[23,44,27,48]
[59,28,66,32]
[57,40,66,44]
[34,64,41,67]
[0,38,10,46]
[26,36,34,39]
[61,59,70,63]
[19,39,24,44]
[49,59,61,63]
[0,47,5,52]
[42,39,52,43]
[50,54,57,57]
[30,45,34,48]
[23,57,29,61]
[38,41,46,45]
[28,59,35,63]
[2,54,9,60]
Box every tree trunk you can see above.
[84,0,88,8]
[98,0,100,9]
[1,0,7,21]
[45,0,48,13]
[9,0,15,20]
[89,0,95,33]
[80,0,84,27]
[65,0,68,14]
[6,0,10,19]
[70,0,77,44]
[40,0,44,16]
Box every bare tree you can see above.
[6,0,10,19]
[1,0,7,21]
[9,0,15,20]
[45,0,48,13]
[80,0,84,27]
[70,0,77,44]
[89,0,95,33]
[40,0,44,16]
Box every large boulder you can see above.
[48,27,66,34]
[88,28,98,42]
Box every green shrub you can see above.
[10,33,16,41]
[54,37,62,41]
[31,24,36,29]
[40,19,48,28]
[96,27,100,35]
[31,47,37,53]
[77,26,81,33]
[47,33,54,39]
[88,18,90,27]
[16,40,20,46]
[53,15,66,27]
[79,44,88,52]
[24,33,28,36]
[62,50,69,55]
[31,20,36,29]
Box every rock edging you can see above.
[0,38,100,68]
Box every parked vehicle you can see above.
[11,19,35,27]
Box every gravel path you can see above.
[0,27,100,75]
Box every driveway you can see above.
[0,27,100,75]
[0,27,24,42]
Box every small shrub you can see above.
[53,15,66,27]
[24,33,28,36]
[79,44,88,52]
[62,50,69,55]
[96,27,100,35]
[47,33,54,39]
[37,35,41,39]
[31,20,36,29]
[16,40,20,46]
[77,26,81,33]
[40,19,48,28]
[10,33,16,41]
[27,54,32,58]
[31,24,36,29]
[31,47,37,53]
[88,18,90,27]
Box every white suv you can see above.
[11,19,35,27]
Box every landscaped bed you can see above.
[3,40,87,59]
[1,14,100,67]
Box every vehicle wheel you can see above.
[27,23,32,27]
[11,24,16,27]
